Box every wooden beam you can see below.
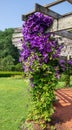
[35,4,72,31]
[22,0,63,21]
[35,3,61,19]
[12,29,72,46]
[22,0,72,21]
[55,31,72,39]
[44,0,66,8]
[12,33,23,38]
[22,11,35,21]
[12,31,72,42]
[14,27,22,33]
[49,13,72,31]
[12,32,23,48]
[12,37,23,43]
[66,0,72,4]
[12,36,23,50]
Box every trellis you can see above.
[12,0,72,58]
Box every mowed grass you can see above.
[0,77,31,130]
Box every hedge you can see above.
[0,71,23,77]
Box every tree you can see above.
[0,28,20,71]
[0,55,14,71]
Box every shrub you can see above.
[0,71,23,77]
[15,63,23,71]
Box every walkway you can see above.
[54,88,72,130]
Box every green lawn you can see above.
[0,77,31,130]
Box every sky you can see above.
[0,0,72,31]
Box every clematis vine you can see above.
[19,12,72,129]
[20,12,65,78]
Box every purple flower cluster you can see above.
[21,12,54,63]
[59,58,72,72]
[20,12,64,78]
[68,59,72,65]
[22,12,53,38]
[59,59,66,71]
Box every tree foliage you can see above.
[0,28,21,71]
